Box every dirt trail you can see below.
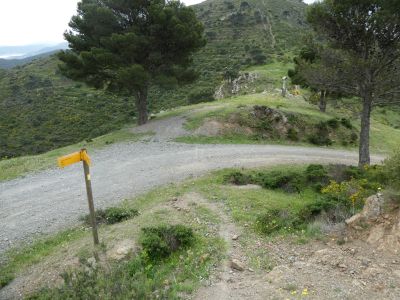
[0,115,384,256]
[187,192,400,300]
[192,193,272,300]
[132,115,190,141]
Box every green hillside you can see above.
[150,0,308,110]
[0,0,308,159]
[0,56,134,158]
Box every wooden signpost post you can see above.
[58,149,99,245]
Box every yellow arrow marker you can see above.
[58,151,82,168]
[58,149,92,168]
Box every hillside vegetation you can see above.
[0,0,308,159]
[175,90,400,154]
[0,56,135,158]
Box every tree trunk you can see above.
[319,90,327,112]
[359,95,372,167]
[135,89,148,125]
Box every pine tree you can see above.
[59,0,205,125]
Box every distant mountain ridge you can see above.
[0,50,63,69]
[0,43,68,69]
[0,42,68,59]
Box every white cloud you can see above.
[0,0,78,46]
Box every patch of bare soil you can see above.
[194,119,254,137]
[183,192,400,300]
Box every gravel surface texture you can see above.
[0,116,384,256]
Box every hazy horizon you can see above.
[0,0,317,47]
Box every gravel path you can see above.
[0,117,384,256]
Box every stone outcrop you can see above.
[345,193,385,228]
[214,72,259,99]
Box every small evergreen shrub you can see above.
[224,171,252,185]
[326,118,339,129]
[287,128,299,141]
[140,225,195,260]
[340,118,353,129]
[255,170,305,193]
[187,87,215,104]
[305,164,329,191]
[308,133,332,146]
[82,207,139,225]
[384,151,400,189]
[350,132,358,144]
[255,209,301,234]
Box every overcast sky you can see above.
[0,0,316,46]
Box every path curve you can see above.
[0,116,384,255]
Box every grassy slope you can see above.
[0,56,136,158]
[172,61,400,154]
[0,165,320,296]
[0,127,150,182]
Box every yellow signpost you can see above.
[58,149,99,245]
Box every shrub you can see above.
[308,134,332,146]
[308,122,332,146]
[340,118,353,129]
[350,132,358,143]
[82,207,139,225]
[187,87,215,104]
[223,171,252,185]
[140,225,195,260]
[321,178,375,213]
[327,164,360,182]
[305,164,329,190]
[326,118,339,129]
[305,164,328,183]
[384,151,400,189]
[255,209,301,234]
[287,128,299,141]
[255,170,305,193]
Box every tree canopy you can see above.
[59,0,205,124]
[307,0,400,165]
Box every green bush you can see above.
[82,207,139,225]
[187,87,215,104]
[350,132,358,144]
[326,118,339,129]
[287,128,299,141]
[308,134,332,146]
[255,170,305,193]
[297,197,339,223]
[308,122,333,146]
[384,152,400,189]
[340,118,353,129]
[140,225,195,260]
[255,209,301,234]
[223,171,252,185]
[305,164,329,191]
